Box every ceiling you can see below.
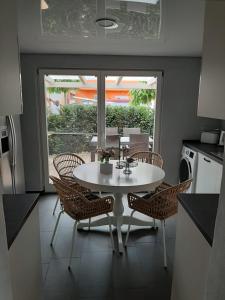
[17,0,205,56]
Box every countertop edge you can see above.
[3,194,40,249]
[183,140,223,164]
[178,194,219,246]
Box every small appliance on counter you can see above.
[218,130,225,146]
[200,130,220,144]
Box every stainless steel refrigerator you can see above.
[0,115,25,194]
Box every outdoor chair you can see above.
[123,133,150,158]
[106,127,118,135]
[130,151,163,168]
[125,179,192,268]
[106,134,121,159]
[52,153,90,215]
[123,127,141,135]
[50,176,115,270]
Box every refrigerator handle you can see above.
[7,116,17,167]
[7,116,17,194]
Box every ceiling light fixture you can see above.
[95,18,118,29]
[41,0,49,10]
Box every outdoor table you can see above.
[89,135,153,161]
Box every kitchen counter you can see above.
[178,193,219,246]
[171,193,218,299]
[3,193,39,249]
[183,140,224,164]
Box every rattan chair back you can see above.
[130,151,163,168]
[50,176,114,221]
[50,175,89,218]
[53,153,85,180]
[128,179,192,220]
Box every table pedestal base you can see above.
[77,215,154,253]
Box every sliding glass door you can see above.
[40,70,162,191]
[40,71,99,191]
[105,74,158,145]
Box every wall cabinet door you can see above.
[195,153,223,194]
[0,1,23,115]
[171,204,211,300]
[197,1,225,120]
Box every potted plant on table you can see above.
[96,148,115,174]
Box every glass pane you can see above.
[105,75,157,151]
[44,74,97,180]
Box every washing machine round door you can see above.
[179,158,191,182]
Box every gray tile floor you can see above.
[39,193,176,300]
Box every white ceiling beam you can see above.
[45,76,55,84]
[79,76,86,85]
[45,81,156,90]
[116,0,159,4]
[116,76,123,86]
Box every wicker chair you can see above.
[129,151,163,228]
[52,153,89,215]
[50,176,115,269]
[130,151,163,168]
[125,179,192,268]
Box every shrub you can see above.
[48,104,154,155]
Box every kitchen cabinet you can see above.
[195,152,223,193]
[3,194,41,300]
[9,204,41,300]
[171,203,211,300]
[0,1,23,115]
[0,198,13,300]
[197,1,225,119]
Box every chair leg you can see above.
[68,220,79,270]
[125,210,135,247]
[106,213,115,252]
[153,218,157,229]
[50,210,63,246]
[161,220,167,268]
[88,218,91,231]
[53,196,59,215]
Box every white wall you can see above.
[20,54,221,191]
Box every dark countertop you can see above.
[183,140,224,164]
[3,193,40,249]
[178,193,219,246]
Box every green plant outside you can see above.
[129,88,156,106]
[48,104,154,155]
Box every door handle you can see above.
[204,157,211,163]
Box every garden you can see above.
[47,104,155,155]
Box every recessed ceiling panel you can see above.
[41,0,161,40]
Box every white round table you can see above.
[73,161,165,253]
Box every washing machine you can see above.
[179,146,198,193]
